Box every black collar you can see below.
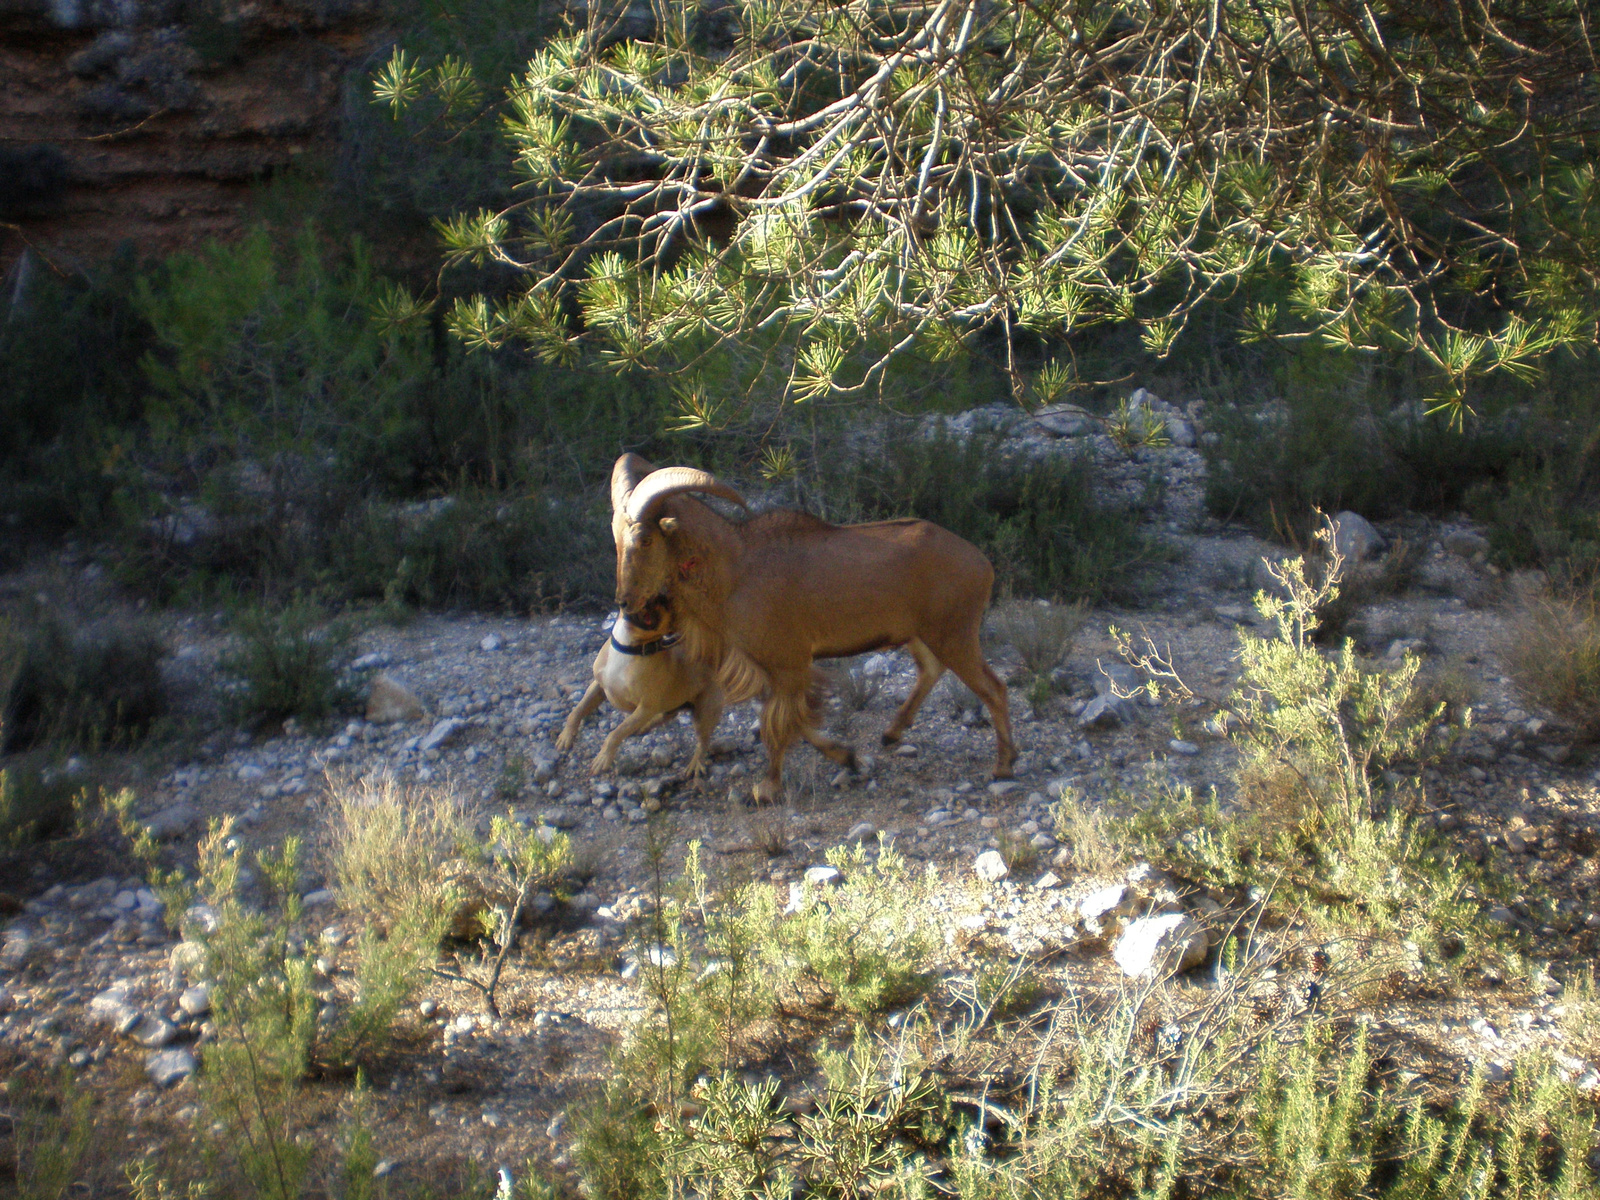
[610,631,680,657]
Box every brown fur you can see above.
[610,454,1016,803]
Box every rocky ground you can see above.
[3,426,1600,1189]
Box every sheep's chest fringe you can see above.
[678,613,769,705]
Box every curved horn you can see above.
[625,467,748,524]
[611,453,656,514]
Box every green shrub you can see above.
[326,492,612,612]
[0,756,90,851]
[788,841,937,1015]
[1113,544,1481,955]
[432,811,573,1017]
[168,819,443,1198]
[1200,344,1524,534]
[1475,458,1600,590]
[0,609,166,753]
[571,1083,669,1200]
[218,597,355,728]
[815,428,1159,603]
[0,252,149,543]
[2,1070,95,1200]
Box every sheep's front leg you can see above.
[753,671,811,804]
[591,705,663,774]
[556,682,606,753]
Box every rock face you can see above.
[0,0,383,273]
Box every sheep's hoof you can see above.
[879,729,902,747]
[751,779,782,806]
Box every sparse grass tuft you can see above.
[327,775,466,929]
[219,596,355,728]
[1503,592,1600,742]
[1050,785,1123,877]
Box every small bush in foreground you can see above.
[2,1070,94,1200]
[789,841,937,1015]
[1504,594,1600,743]
[432,812,573,1017]
[219,597,355,728]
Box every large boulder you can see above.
[1113,913,1209,978]
[366,674,425,723]
[1330,512,1384,563]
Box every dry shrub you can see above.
[1503,593,1600,741]
[823,656,884,713]
[327,774,467,932]
[989,598,1087,678]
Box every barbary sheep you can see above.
[609,454,1016,803]
[556,598,725,777]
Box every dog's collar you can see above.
[610,631,680,657]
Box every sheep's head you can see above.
[609,457,747,617]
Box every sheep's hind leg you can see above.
[881,638,944,746]
[557,682,606,753]
[932,636,1017,779]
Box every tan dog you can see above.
[556,602,725,777]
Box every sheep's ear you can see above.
[658,516,681,535]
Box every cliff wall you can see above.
[0,0,385,275]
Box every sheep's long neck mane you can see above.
[667,505,837,706]
[660,497,743,673]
